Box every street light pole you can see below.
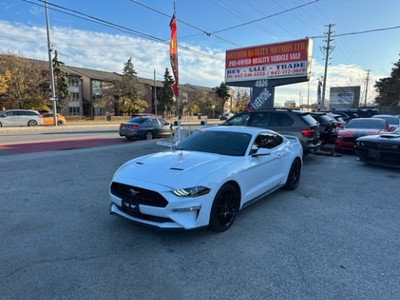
[45,0,57,126]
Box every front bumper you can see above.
[109,181,214,230]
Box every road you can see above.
[0,135,399,299]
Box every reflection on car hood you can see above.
[339,128,385,137]
[114,150,234,188]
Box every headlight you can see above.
[337,135,342,139]
[171,186,211,197]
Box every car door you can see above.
[0,111,17,126]
[240,132,287,205]
[158,118,171,137]
[15,110,29,126]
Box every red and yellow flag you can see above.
[169,13,179,97]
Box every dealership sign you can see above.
[225,39,312,83]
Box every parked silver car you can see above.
[0,109,43,127]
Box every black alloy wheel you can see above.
[284,159,301,190]
[145,131,153,140]
[28,120,38,127]
[209,183,240,232]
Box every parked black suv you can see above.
[310,112,337,144]
[221,109,321,154]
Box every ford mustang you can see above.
[109,126,303,231]
[335,118,393,151]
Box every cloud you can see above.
[0,20,383,106]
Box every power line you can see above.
[129,0,240,47]
[311,24,400,39]
[23,0,224,61]
[213,0,320,34]
[209,0,275,36]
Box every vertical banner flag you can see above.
[169,13,179,97]
[317,80,322,111]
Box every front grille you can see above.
[111,182,168,207]
[358,141,399,152]
[116,204,173,223]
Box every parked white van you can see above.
[0,109,43,127]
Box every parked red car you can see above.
[336,118,393,151]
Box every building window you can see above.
[92,80,102,90]
[69,107,80,116]
[68,77,80,87]
[70,92,79,102]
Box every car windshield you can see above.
[176,130,252,156]
[345,119,387,129]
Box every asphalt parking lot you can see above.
[0,140,399,299]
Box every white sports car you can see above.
[109,126,303,231]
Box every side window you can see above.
[271,113,293,126]
[250,133,284,154]
[249,113,271,127]
[159,119,168,126]
[277,114,294,126]
[146,118,158,126]
[226,113,250,126]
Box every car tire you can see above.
[284,159,301,190]
[209,183,240,232]
[145,131,153,140]
[28,120,38,127]
[125,136,133,140]
[57,121,64,126]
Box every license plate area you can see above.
[122,198,139,213]
[368,150,380,158]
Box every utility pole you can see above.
[153,69,158,116]
[307,82,310,111]
[44,0,57,126]
[364,70,370,107]
[321,23,335,110]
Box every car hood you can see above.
[114,150,234,188]
[338,128,385,137]
[357,132,400,142]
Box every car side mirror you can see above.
[251,148,271,157]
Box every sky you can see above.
[0,0,400,107]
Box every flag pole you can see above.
[170,0,181,142]
[175,1,181,143]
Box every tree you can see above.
[0,53,49,110]
[215,82,230,113]
[375,53,400,107]
[52,50,70,113]
[234,88,250,112]
[160,68,175,117]
[114,58,146,115]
